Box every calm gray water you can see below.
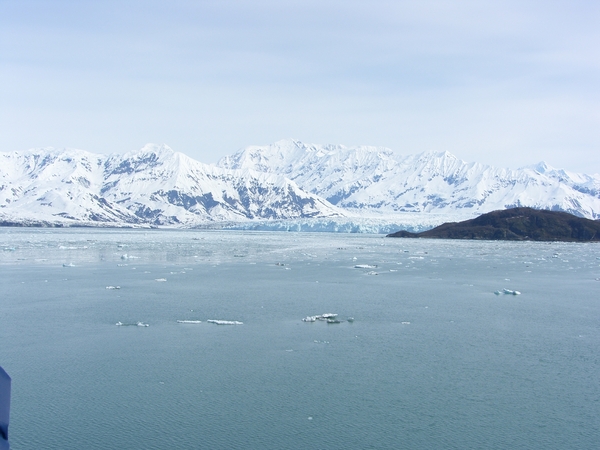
[1,228,599,449]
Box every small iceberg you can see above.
[105,286,121,290]
[62,263,75,267]
[176,320,202,324]
[116,321,149,327]
[503,288,521,295]
[495,289,521,295]
[155,278,167,282]
[207,319,243,325]
[302,313,341,322]
[354,264,377,269]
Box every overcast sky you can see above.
[1,0,599,172]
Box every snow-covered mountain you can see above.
[2,139,599,230]
[0,144,342,226]
[218,139,600,220]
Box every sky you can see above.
[1,0,599,173]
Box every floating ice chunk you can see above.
[347,317,355,323]
[401,322,411,325]
[116,321,149,327]
[120,253,139,260]
[494,290,502,295]
[105,286,121,290]
[177,320,202,324]
[303,313,340,322]
[155,278,167,282]
[366,271,378,275]
[354,264,377,269]
[327,318,341,324]
[207,319,243,325]
[502,289,521,295]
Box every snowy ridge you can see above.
[218,139,600,220]
[2,139,599,230]
[0,144,343,226]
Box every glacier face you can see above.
[218,139,600,220]
[0,144,343,226]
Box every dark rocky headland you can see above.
[387,207,600,242]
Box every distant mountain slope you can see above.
[387,208,600,241]
[0,144,342,226]
[218,139,600,219]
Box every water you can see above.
[1,228,599,449]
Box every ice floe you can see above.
[302,313,348,323]
[105,286,121,290]
[116,321,149,327]
[176,320,202,324]
[495,289,522,295]
[155,278,167,282]
[62,263,75,267]
[354,264,377,269]
[207,319,243,325]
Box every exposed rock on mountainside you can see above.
[386,208,600,241]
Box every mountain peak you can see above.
[524,161,554,174]
[135,143,176,157]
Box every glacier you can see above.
[218,139,600,220]
[1,139,599,232]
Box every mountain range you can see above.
[218,140,600,220]
[1,139,599,230]
[0,143,342,227]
